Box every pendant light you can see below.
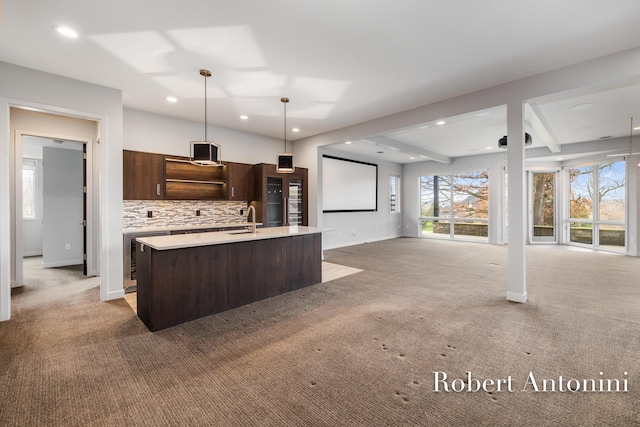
[277,97,295,173]
[190,69,222,166]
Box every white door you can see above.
[42,146,84,268]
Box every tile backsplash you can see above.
[123,200,248,228]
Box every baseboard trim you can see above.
[107,289,125,301]
[42,259,83,269]
[507,291,528,303]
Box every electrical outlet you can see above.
[240,209,244,215]
[147,211,153,218]
[196,210,201,216]
[65,243,71,250]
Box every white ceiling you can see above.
[2,1,640,163]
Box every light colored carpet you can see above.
[1,240,639,426]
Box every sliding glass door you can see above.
[530,171,556,243]
[567,160,625,252]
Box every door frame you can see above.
[527,169,558,244]
[13,129,96,287]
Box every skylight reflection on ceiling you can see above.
[153,75,227,99]
[88,31,174,73]
[225,71,288,97]
[166,26,267,69]
[291,77,350,102]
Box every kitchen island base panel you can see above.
[137,233,321,331]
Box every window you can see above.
[23,160,37,220]
[419,170,489,241]
[568,160,625,251]
[390,174,400,213]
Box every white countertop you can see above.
[136,225,324,250]
[123,222,258,235]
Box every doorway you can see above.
[13,122,97,290]
[21,136,86,278]
[529,171,557,244]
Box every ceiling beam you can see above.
[367,136,452,164]
[527,102,561,153]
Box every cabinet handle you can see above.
[231,186,235,198]
[156,183,161,196]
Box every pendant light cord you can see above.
[281,97,289,152]
[204,73,207,141]
[200,69,212,141]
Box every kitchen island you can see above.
[135,226,322,331]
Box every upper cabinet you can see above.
[123,150,164,200]
[226,161,254,201]
[123,150,257,201]
[164,156,227,200]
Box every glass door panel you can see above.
[530,172,555,243]
[266,177,283,227]
[288,178,303,225]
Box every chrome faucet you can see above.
[246,205,257,233]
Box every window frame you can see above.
[389,174,401,214]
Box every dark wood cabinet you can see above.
[123,150,261,202]
[123,150,165,200]
[164,156,227,200]
[253,164,308,227]
[137,231,322,331]
[226,161,254,201]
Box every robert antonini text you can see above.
[433,371,629,393]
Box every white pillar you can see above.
[506,100,527,303]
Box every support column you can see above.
[506,101,527,303]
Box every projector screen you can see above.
[323,155,378,212]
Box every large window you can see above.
[568,160,625,251]
[420,170,489,241]
[390,174,400,213]
[23,160,37,220]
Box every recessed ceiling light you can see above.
[436,120,446,126]
[166,96,177,103]
[485,146,493,150]
[345,141,352,145]
[292,128,300,132]
[569,103,594,111]
[557,157,564,161]
[634,126,640,131]
[55,26,78,39]
[409,157,415,160]
[240,115,248,120]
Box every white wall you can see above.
[123,108,284,163]
[320,148,403,249]
[1,61,123,322]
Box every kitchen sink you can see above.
[227,229,259,235]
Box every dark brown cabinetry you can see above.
[123,150,265,202]
[253,164,308,227]
[136,232,322,331]
[225,161,254,201]
[123,150,165,200]
[164,156,227,200]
